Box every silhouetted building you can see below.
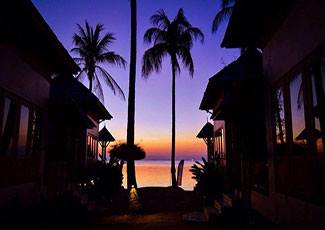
[0,0,111,208]
[201,0,325,229]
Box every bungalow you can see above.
[200,0,325,229]
[0,0,111,209]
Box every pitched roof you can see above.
[50,76,113,121]
[197,122,214,138]
[0,0,79,77]
[200,48,262,110]
[99,126,115,142]
[221,0,296,48]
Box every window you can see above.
[0,92,41,156]
[290,74,307,155]
[311,59,325,155]
[274,87,286,144]
[0,97,19,155]
[17,105,29,156]
[87,135,98,160]
[29,110,41,155]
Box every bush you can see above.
[78,160,123,200]
[190,157,224,205]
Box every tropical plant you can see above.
[190,158,224,205]
[212,0,236,33]
[142,8,204,187]
[78,160,123,200]
[110,143,146,161]
[126,0,138,189]
[71,21,126,102]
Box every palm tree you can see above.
[71,21,126,102]
[126,0,138,189]
[142,9,204,187]
[212,0,236,33]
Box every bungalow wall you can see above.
[0,45,49,208]
[252,0,325,229]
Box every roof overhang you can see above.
[221,0,296,49]
[200,48,263,111]
[50,76,113,121]
[0,0,79,77]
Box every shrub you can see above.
[190,157,224,205]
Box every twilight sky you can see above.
[33,0,239,160]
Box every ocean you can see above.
[122,160,197,191]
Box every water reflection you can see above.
[122,160,196,191]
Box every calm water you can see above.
[122,160,197,191]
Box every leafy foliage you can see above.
[142,8,204,78]
[71,21,126,102]
[212,0,236,33]
[110,143,146,161]
[190,157,224,205]
[78,160,123,200]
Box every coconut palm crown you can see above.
[142,8,204,187]
[71,21,126,102]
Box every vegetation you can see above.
[126,0,138,189]
[71,21,126,102]
[190,158,224,205]
[110,143,146,161]
[212,0,236,33]
[142,8,204,187]
[79,160,123,200]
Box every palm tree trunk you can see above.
[88,68,95,91]
[88,73,93,91]
[127,0,137,189]
[171,63,177,187]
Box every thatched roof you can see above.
[200,48,262,111]
[197,122,214,138]
[99,126,115,142]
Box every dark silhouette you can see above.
[142,8,204,187]
[126,0,138,189]
[212,0,235,33]
[190,157,224,205]
[196,122,215,161]
[71,21,126,102]
[110,143,146,161]
[98,126,115,161]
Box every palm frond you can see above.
[142,43,168,78]
[150,9,170,29]
[94,72,105,102]
[97,32,115,52]
[178,49,194,77]
[143,27,165,45]
[98,51,127,68]
[175,8,191,28]
[221,0,236,9]
[96,65,125,100]
[93,23,104,45]
[185,27,204,43]
[212,6,233,33]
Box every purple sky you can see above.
[33,0,239,160]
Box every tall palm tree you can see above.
[126,0,138,189]
[71,21,126,102]
[212,0,236,33]
[142,9,204,187]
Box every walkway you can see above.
[91,187,217,229]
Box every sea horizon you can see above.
[122,159,200,191]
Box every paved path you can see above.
[91,187,218,230]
